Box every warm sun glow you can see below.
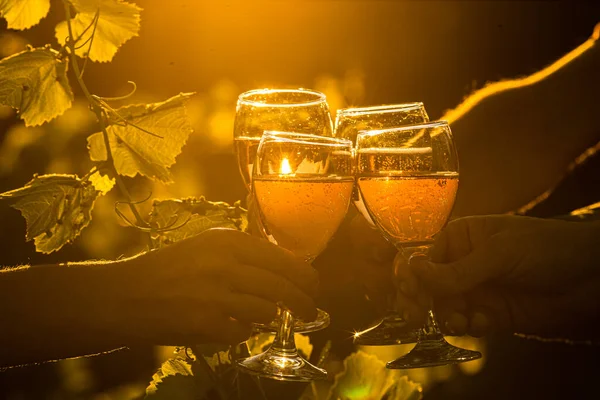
[280,158,292,175]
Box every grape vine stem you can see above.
[62,0,149,230]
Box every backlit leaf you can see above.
[146,357,221,400]
[55,0,141,63]
[0,174,101,253]
[88,170,115,195]
[246,332,275,356]
[328,351,422,400]
[0,0,50,30]
[0,47,73,126]
[204,350,231,374]
[151,358,194,383]
[149,197,248,248]
[87,93,195,182]
[384,376,423,400]
[295,333,314,360]
[145,358,196,399]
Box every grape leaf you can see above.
[153,357,194,381]
[146,357,218,400]
[0,0,50,30]
[146,358,196,398]
[246,333,275,356]
[88,170,115,194]
[87,93,195,182]
[204,350,231,375]
[296,333,314,360]
[384,377,423,400]
[149,197,248,248]
[55,0,142,63]
[327,351,422,400]
[0,47,73,126]
[188,343,232,376]
[192,348,238,400]
[0,174,102,253]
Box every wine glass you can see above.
[334,102,429,145]
[236,131,354,381]
[355,121,482,369]
[335,103,429,347]
[234,88,333,191]
[334,103,429,224]
[234,88,334,334]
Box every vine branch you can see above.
[78,8,99,78]
[80,165,98,181]
[62,0,149,231]
[93,80,137,101]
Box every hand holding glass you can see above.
[355,121,482,369]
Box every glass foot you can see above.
[253,308,330,334]
[236,349,327,382]
[386,337,481,369]
[353,314,418,346]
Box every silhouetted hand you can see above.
[347,213,397,313]
[394,215,600,339]
[111,228,319,345]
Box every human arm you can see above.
[0,228,318,368]
[449,29,600,216]
[395,215,600,339]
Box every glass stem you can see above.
[419,299,444,341]
[270,308,297,355]
[401,244,444,341]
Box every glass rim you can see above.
[262,130,352,148]
[237,88,327,107]
[357,120,449,138]
[337,102,424,116]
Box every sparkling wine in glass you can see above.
[356,121,482,369]
[233,88,334,334]
[236,131,354,381]
[336,104,429,347]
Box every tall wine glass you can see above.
[356,121,482,369]
[234,88,334,334]
[234,88,333,191]
[236,131,354,381]
[335,103,429,347]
